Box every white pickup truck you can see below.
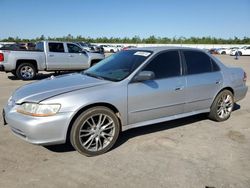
[0,41,105,80]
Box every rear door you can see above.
[128,50,186,124]
[182,50,222,112]
[46,42,69,70]
[66,43,89,69]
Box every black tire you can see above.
[238,51,242,56]
[110,49,114,53]
[16,63,36,80]
[70,107,120,156]
[209,90,234,122]
[91,60,100,67]
[221,51,226,55]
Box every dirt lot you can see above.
[0,55,250,188]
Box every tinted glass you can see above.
[143,51,180,79]
[211,59,220,71]
[35,42,44,51]
[183,51,212,74]
[85,50,152,81]
[48,43,64,53]
[67,43,82,53]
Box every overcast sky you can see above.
[1,0,250,39]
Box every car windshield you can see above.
[84,50,152,81]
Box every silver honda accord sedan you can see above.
[3,47,248,156]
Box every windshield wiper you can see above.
[84,72,105,80]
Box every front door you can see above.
[66,43,89,69]
[128,50,186,125]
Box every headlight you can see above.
[16,103,61,117]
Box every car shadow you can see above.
[44,105,241,154]
[44,142,75,153]
[112,113,208,150]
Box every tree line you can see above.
[1,35,250,44]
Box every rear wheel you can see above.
[70,107,120,156]
[221,51,226,55]
[209,90,234,122]
[16,63,36,80]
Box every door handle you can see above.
[175,86,184,91]
[216,80,222,84]
[48,54,54,57]
[69,55,74,57]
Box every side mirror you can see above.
[133,71,155,82]
[80,50,87,55]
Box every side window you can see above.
[183,51,212,74]
[67,43,82,53]
[143,51,181,79]
[48,43,65,53]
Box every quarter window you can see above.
[183,51,212,74]
[48,43,65,53]
[143,51,181,79]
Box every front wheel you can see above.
[209,90,234,122]
[70,107,120,156]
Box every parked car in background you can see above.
[0,41,104,80]
[17,42,36,50]
[99,45,118,53]
[76,42,104,54]
[0,43,36,51]
[122,45,137,50]
[230,46,250,56]
[208,48,219,54]
[3,47,248,156]
[218,47,239,55]
[116,45,124,51]
[89,44,104,53]
[0,44,22,50]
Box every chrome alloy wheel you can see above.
[79,114,115,152]
[20,66,35,79]
[217,94,233,119]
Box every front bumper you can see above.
[3,104,74,145]
[0,64,4,71]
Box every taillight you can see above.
[0,53,4,62]
[243,71,247,82]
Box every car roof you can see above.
[134,46,203,53]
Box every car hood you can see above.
[12,73,110,104]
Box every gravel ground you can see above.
[0,55,249,188]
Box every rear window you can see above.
[35,42,44,51]
[48,43,65,53]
